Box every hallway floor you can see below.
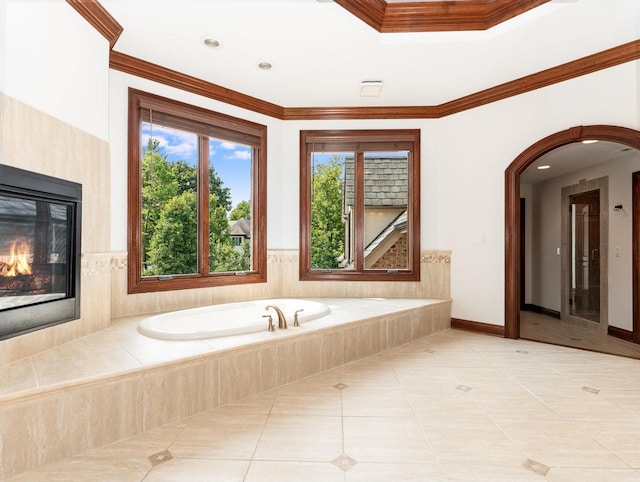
[7,329,640,481]
[521,310,640,360]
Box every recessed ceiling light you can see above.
[201,37,221,48]
[360,80,383,97]
[582,139,599,144]
[537,165,551,170]
[257,61,273,70]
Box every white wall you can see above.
[527,153,640,330]
[1,0,109,141]
[109,61,640,326]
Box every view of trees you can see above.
[310,155,345,269]
[141,139,250,276]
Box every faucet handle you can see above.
[262,314,275,332]
[293,309,305,327]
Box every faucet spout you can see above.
[265,305,287,329]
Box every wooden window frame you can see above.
[299,129,420,282]
[127,89,267,293]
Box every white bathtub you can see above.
[138,298,331,340]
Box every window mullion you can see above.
[198,136,210,276]
[354,151,365,272]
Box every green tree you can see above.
[147,191,198,275]
[229,200,251,220]
[311,155,345,269]
[141,139,179,270]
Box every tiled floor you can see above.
[521,310,640,360]
[8,329,640,481]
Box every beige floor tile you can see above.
[546,467,640,481]
[245,461,344,481]
[344,462,446,481]
[443,463,551,481]
[271,392,342,416]
[169,413,268,459]
[341,387,414,417]
[343,416,436,464]
[144,458,249,481]
[8,328,640,481]
[4,456,150,482]
[253,415,343,462]
[497,419,629,468]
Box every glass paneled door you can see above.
[569,190,600,322]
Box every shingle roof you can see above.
[344,156,408,207]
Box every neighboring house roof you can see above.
[344,156,408,207]
[229,218,251,238]
[364,210,407,262]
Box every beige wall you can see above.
[0,94,111,365]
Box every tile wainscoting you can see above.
[110,250,451,318]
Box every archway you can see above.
[505,125,640,340]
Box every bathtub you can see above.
[138,298,331,340]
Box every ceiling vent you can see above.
[360,80,383,97]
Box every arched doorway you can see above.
[505,125,640,340]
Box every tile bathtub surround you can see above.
[110,250,452,319]
[7,329,640,482]
[0,298,450,480]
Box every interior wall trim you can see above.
[451,318,505,337]
[66,0,122,48]
[334,0,549,33]
[608,326,634,343]
[71,0,640,121]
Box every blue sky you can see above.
[141,123,251,209]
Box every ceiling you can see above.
[99,0,639,109]
[521,141,640,185]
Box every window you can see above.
[128,89,266,293]
[300,129,420,281]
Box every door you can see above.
[569,190,600,322]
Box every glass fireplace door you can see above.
[0,164,81,340]
[0,193,73,310]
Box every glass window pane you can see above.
[140,122,199,277]
[363,152,409,270]
[209,138,253,273]
[310,152,349,270]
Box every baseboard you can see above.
[451,318,505,337]
[523,304,561,319]
[608,325,635,343]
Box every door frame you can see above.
[505,125,640,339]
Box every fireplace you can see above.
[0,165,82,340]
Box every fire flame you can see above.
[0,240,33,277]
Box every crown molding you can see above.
[71,1,640,122]
[333,0,550,33]
[66,0,122,48]
[109,51,285,120]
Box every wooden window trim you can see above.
[127,88,267,293]
[299,129,420,282]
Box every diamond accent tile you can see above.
[331,453,358,472]
[582,386,600,395]
[333,383,348,390]
[456,385,472,392]
[148,449,173,466]
[523,458,550,476]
